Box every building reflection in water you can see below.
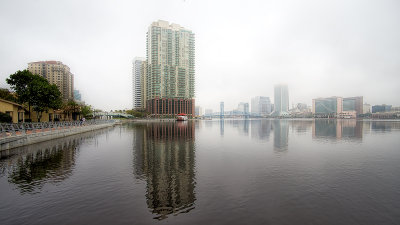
[370,121,400,132]
[220,119,224,137]
[227,119,249,136]
[290,120,313,134]
[312,119,363,140]
[132,121,196,220]
[273,120,289,152]
[250,119,272,141]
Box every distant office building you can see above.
[251,96,271,116]
[343,96,363,115]
[238,102,249,115]
[220,102,224,117]
[363,103,371,114]
[195,106,202,116]
[73,90,81,101]
[372,104,392,113]
[295,103,308,112]
[290,103,311,117]
[132,57,146,109]
[205,109,213,117]
[391,106,400,112]
[28,61,74,101]
[146,20,195,117]
[313,97,343,117]
[238,102,245,113]
[272,84,289,116]
[313,96,363,118]
[244,103,249,115]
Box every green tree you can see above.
[31,79,62,122]
[0,88,17,102]
[126,109,147,118]
[0,112,12,123]
[6,70,35,119]
[62,100,82,121]
[81,104,92,118]
[6,70,62,122]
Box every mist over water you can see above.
[0,119,399,225]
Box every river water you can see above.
[0,119,399,225]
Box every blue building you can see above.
[73,90,81,101]
[372,104,392,113]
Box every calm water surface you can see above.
[0,119,400,225]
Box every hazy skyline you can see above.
[1,0,399,111]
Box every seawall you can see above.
[0,122,115,152]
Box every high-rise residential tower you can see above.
[272,84,289,116]
[146,20,195,116]
[28,61,74,101]
[132,57,146,109]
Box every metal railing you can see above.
[0,120,116,138]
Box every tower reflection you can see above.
[133,121,196,220]
[220,119,224,137]
[228,119,249,136]
[312,119,363,140]
[273,120,289,152]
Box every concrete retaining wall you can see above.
[0,123,115,152]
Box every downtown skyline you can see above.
[1,0,399,111]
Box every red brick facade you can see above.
[146,98,195,117]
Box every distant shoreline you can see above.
[124,118,400,122]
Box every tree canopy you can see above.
[6,70,62,121]
[6,70,35,105]
[0,88,17,102]
[126,109,147,118]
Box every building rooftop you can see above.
[30,61,59,64]
[150,20,190,31]
[0,98,23,107]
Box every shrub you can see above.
[0,112,12,123]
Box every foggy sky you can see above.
[0,0,399,111]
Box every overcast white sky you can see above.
[0,0,399,111]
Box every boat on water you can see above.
[176,113,188,121]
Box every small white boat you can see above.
[177,113,188,121]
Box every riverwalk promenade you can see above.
[0,120,117,152]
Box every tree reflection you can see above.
[132,121,196,220]
[0,128,110,194]
[8,144,76,193]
